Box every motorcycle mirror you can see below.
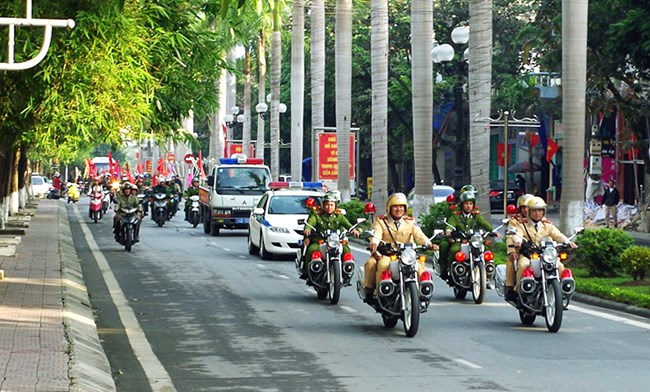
[505,227,517,235]
[361,230,375,240]
[575,227,585,234]
[501,218,510,225]
[432,229,444,237]
[339,208,347,215]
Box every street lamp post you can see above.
[431,26,470,190]
[255,94,287,168]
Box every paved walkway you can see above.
[0,199,114,392]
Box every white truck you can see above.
[199,155,272,236]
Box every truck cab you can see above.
[199,155,272,236]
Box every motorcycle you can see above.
[187,195,201,228]
[89,192,104,223]
[116,206,140,252]
[47,187,62,199]
[169,193,181,219]
[436,219,507,304]
[66,183,80,204]
[495,226,583,332]
[101,190,111,214]
[296,219,366,305]
[152,193,169,227]
[356,230,441,338]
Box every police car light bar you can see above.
[268,181,324,190]
[219,157,265,165]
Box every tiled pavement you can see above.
[0,200,114,392]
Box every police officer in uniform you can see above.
[504,194,534,300]
[362,192,438,304]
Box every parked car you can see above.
[489,180,525,212]
[248,183,323,260]
[31,175,52,198]
[407,184,456,215]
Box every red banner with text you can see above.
[318,133,355,180]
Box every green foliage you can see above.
[620,246,650,281]
[572,267,650,309]
[339,200,369,229]
[573,229,635,277]
[418,202,452,237]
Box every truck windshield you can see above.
[216,167,271,195]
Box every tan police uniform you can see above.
[363,214,431,291]
[515,217,568,288]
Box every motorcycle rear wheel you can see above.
[453,286,468,300]
[124,226,133,252]
[329,261,341,305]
[191,211,199,228]
[519,310,536,325]
[93,211,98,224]
[316,288,328,300]
[544,279,563,332]
[471,263,487,304]
[403,281,420,337]
[382,315,398,328]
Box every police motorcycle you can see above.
[296,219,366,305]
[116,206,140,252]
[152,193,169,227]
[187,195,201,228]
[495,224,583,333]
[436,219,507,304]
[357,230,441,338]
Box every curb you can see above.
[573,293,650,319]
[57,203,117,391]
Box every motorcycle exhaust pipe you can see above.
[342,261,355,276]
[453,263,467,277]
[520,277,537,294]
[310,260,324,274]
[378,280,395,297]
[561,277,576,296]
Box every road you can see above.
[67,200,650,392]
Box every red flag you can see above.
[497,143,512,167]
[156,158,166,177]
[115,160,122,177]
[89,160,97,178]
[125,162,134,183]
[107,152,115,175]
[198,150,206,178]
[546,137,559,162]
[530,133,540,148]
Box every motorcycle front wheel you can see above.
[403,281,420,337]
[328,261,341,305]
[471,263,487,304]
[124,226,133,252]
[191,211,199,228]
[544,279,564,332]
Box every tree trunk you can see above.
[468,1,493,216]
[291,0,305,181]
[336,0,352,201]
[411,0,433,219]
[311,0,325,181]
[270,5,282,179]
[243,48,252,157]
[559,0,589,234]
[257,31,267,160]
[370,0,389,208]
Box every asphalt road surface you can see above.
[68,200,650,392]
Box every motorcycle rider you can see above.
[301,191,359,279]
[166,177,181,214]
[113,182,143,243]
[504,193,534,301]
[87,176,104,218]
[183,177,201,221]
[512,196,578,292]
[441,191,499,280]
[362,192,438,304]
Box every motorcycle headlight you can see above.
[327,232,341,248]
[470,234,483,248]
[542,247,558,264]
[401,248,417,266]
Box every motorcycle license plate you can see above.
[235,218,249,224]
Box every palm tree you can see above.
[291,0,305,181]
[256,30,267,160]
[410,0,433,219]
[559,0,588,234]
[336,0,352,200]
[270,2,282,179]
[468,1,493,216]
[311,0,325,181]
[370,0,389,208]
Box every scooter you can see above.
[89,191,104,223]
[67,183,80,203]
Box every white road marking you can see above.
[571,305,650,330]
[339,305,357,313]
[238,255,247,259]
[454,358,482,369]
[278,274,290,279]
[74,208,176,392]
[257,263,266,269]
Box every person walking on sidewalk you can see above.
[603,179,620,228]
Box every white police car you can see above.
[247,182,323,260]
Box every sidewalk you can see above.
[0,199,114,392]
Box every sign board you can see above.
[318,132,355,180]
[184,153,195,164]
[145,159,152,174]
[225,141,255,158]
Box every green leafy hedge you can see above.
[620,246,650,281]
[573,229,634,277]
